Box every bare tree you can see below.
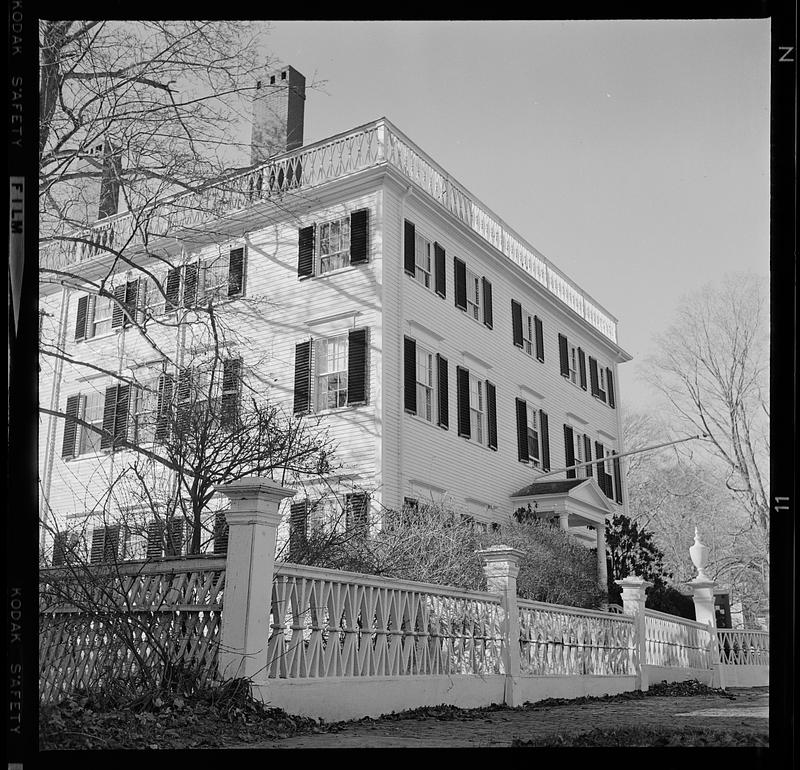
[640,273,769,533]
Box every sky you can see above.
[260,20,771,410]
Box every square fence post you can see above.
[215,478,295,682]
[615,575,652,691]
[477,545,525,707]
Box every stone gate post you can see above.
[615,574,652,691]
[216,478,295,681]
[477,545,524,707]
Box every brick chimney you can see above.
[250,65,306,166]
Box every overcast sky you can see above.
[261,19,770,410]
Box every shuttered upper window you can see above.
[298,209,369,278]
[403,220,447,298]
[454,257,493,328]
[512,300,544,361]
[293,329,370,415]
[456,366,497,449]
[79,391,105,455]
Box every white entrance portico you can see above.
[509,478,615,591]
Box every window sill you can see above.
[406,412,446,431]
[76,328,119,344]
[406,272,440,297]
[314,404,363,416]
[304,265,361,281]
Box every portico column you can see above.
[596,520,608,593]
[558,512,569,531]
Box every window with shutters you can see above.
[526,404,541,468]
[131,378,159,445]
[78,391,105,455]
[469,373,486,445]
[202,255,230,301]
[413,231,433,289]
[318,216,351,274]
[415,345,436,423]
[91,295,113,336]
[568,343,578,385]
[521,310,535,356]
[465,267,481,321]
[121,526,147,561]
[316,334,349,411]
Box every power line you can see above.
[534,433,707,480]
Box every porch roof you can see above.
[510,477,614,527]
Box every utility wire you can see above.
[534,433,708,480]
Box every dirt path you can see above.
[230,687,768,749]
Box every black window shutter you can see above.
[183,263,199,307]
[104,525,121,562]
[221,358,243,427]
[607,368,616,408]
[534,316,544,362]
[613,452,623,504]
[584,434,593,477]
[176,368,193,434]
[75,295,89,340]
[486,381,497,450]
[558,334,570,377]
[454,257,467,311]
[114,384,130,446]
[146,520,164,557]
[482,277,493,329]
[293,340,313,415]
[345,492,369,535]
[213,513,229,554]
[298,226,315,278]
[123,279,139,327]
[578,348,587,390]
[595,441,605,491]
[515,398,529,462]
[165,267,181,311]
[228,247,246,296]
[434,242,446,297]
[289,500,308,560]
[111,285,127,328]
[347,328,369,405]
[62,394,81,458]
[511,300,523,348]
[52,533,67,566]
[456,366,471,438]
[100,386,118,449]
[90,528,105,564]
[155,373,174,443]
[403,220,416,275]
[539,410,551,471]
[165,518,183,556]
[403,337,417,414]
[589,357,600,396]
[436,354,449,429]
[564,424,576,478]
[350,209,369,264]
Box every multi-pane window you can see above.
[79,391,105,455]
[573,430,588,477]
[522,311,535,356]
[568,344,578,385]
[415,345,436,422]
[469,373,486,445]
[131,379,159,444]
[316,335,349,410]
[599,367,607,394]
[202,256,230,301]
[91,296,113,337]
[526,404,541,467]
[414,232,432,289]
[318,216,351,275]
[466,267,481,321]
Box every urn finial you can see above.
[689,527,709,580]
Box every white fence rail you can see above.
[518,599,636,676]
[716,629,769,666]
[644,608,714,669]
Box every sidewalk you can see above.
[236,687,768,749]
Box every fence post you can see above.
[477,545,524,707]
[215,478,295,681]
[615,575,652,691]
[688,527,724,688]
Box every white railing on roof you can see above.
[40,118,618,342]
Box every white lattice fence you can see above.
[518,600,637,676]
[644,609,713,669]
[266,564,505,679]
[717,629,770,666]
[39,557,226,703]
